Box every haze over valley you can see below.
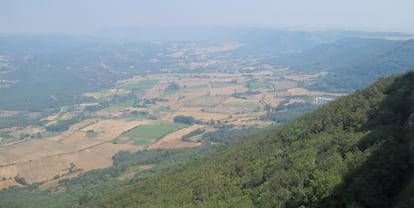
[0,1,413,207]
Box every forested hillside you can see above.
[83,72,414,208]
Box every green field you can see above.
[124,122,187,146]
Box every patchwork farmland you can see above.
[0,41,343,189]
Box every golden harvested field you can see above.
[263,94,284,107]
[0,141,143,184]
[51,119,151,147]
[59,143,143,172]
[287,87,320,96]
[46,119,98,142]
[0,165,18,180]
[0,178,21,190]
[15,156,72,183]
[0,117,148,184]
[42,113,60,122]
[287,98,306,105]
[0,140,78,165]
[148,125,203,149]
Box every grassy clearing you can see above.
[124,122,188,146]
[117,165,153,180]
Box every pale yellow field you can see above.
[145,81,169,99]
[0,141,143,184]
[82,119,150,135]
[0,165,18,179]
[0,140,78,165]
[60,119,151,146]
[287,87,320,96]
[59,143,143,172]
[46,119,98,142]
[0,178,21,190]
[148,125,203,149]
[10,126,43,137]
[263,94,284,107]
[249,70,274,77]
[83,88,130,100]
[286,98,306,105]
[15,156,72,183]
[42,113,60,122]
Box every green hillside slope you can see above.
[83,72,414,208]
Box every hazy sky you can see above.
[1,0,414,33]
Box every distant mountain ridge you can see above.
[83,72,414,208]
[0,30,412,110]
[279,38,414,91]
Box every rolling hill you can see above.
[82,72,414,208]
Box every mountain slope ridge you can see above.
[83,72,414,208]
